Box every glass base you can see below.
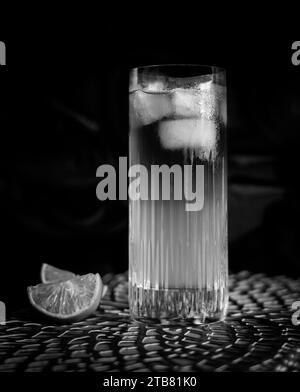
[129,285,228,325]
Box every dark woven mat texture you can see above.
[0,271,300,372]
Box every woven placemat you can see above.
[0,271,300,372]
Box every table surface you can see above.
[0,271,300,372]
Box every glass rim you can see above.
[130,64,226,75]
[129,64,226,92]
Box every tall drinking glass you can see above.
[129,65,227,323]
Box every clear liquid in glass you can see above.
[129,78,228,323]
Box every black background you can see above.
[1,25,300,311]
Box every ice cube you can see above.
[158,118,217,158]
[131,90,173,126]
[146,81,166,92]
[170,89,200,118]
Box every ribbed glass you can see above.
[129,65,228,323]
